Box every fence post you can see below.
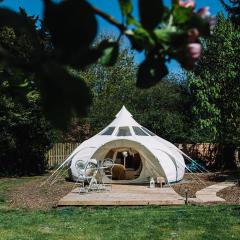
[46,142,80,168]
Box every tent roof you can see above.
[107,105,141,128]
[97,105,157,137]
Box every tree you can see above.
[0,13,56,176]
[0,0,212,128]
[188,14,240,168]
[220,0,240,25]
[77,48,193,143]
[0,92,55,176]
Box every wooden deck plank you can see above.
[58,185,185,206]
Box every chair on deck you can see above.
[75,159,97,193]
[75,158,114,193]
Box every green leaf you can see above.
[173,5,192,25]
[38,62,92,129]
[98,40,119,66]
[43,0,97,54]
[154,27,186,47]
[26,90,39,101]
[127,14,141,27]
[118,0,133,16]
[63,48,102,69]
[137,55,168,88]
[128,28,155,51]
[138,0,164,30]
[18,81,29,88]
[154,28,176,43]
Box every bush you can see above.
[0,95,54,176]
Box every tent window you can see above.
[141,127,155,136]
[117,127,131,136]
[101,127,115,135]
[132,126,148,136]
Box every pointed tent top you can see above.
[108,105,140,127]
[115,105,132,118]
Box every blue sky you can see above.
[0,0,225,73]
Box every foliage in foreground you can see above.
[62,49,193,144]
[0,0,212,127]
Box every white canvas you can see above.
[66,106,186,183]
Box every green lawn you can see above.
[0,178,239,240]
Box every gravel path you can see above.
[172,172,239,203]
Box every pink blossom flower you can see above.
[187,43,202,60]
[171,43,202,69]
[179,0,195,8]
[197,7,211,19]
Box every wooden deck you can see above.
[58,185,185,206]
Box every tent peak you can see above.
[107,105,139,127]
[115,105,132,118]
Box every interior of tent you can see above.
[104,147,143,180]
[90,138,168,184]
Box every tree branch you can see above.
[92,7,127,33]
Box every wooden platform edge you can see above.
[58,200,185,206]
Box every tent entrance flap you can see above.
[104,147,143,180]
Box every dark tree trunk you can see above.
[216,143,237,170]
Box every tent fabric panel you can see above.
[66,106,186,183]
[150,149,178,182]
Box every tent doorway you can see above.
[104,148,142,180]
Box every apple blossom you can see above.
[187,43,202,60]
[197,7,211,19]
[179,0,195,9]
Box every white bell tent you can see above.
[65,106,186,184]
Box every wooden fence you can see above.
[46,143,80,168]
[175,143,219,167]
[48,143,240,169]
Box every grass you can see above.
[0,177,239,240]
[0,205,240,240]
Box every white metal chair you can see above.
[75,158,114,193]
[75,159,97,193]
[99,158,114,190]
